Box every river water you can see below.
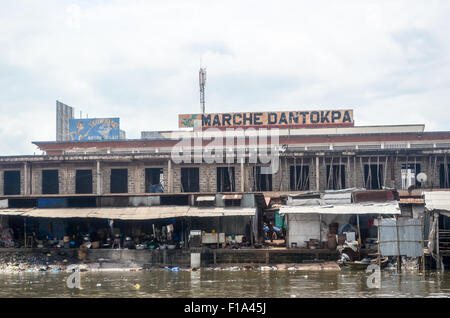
[0,269,449,298]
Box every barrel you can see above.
[329,223,339,235]
[328,234,337,250]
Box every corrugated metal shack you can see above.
[280,190,401,251]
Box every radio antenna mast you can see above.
[199,63,207,113]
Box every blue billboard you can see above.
[68,118,120,141]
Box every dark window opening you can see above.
[68,197,97,208]
[160,195,189,205]
[254,166,272,191]
[76,170,93,194]
[145,168,164,193]
[401,163,421,189]
[289,166,310,191]
[326,165,346,190]
[364,164,383,190]
[197,198,215,207]
[110,169,128,193]
[8,198,37,208]
[440,164,450,188]
[42,170,59,194]
[4,170,21,195]
[224,199,241,207]
[217,167,235,192]
[181,168,199,192]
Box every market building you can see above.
[1,103,450,268]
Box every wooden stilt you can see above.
[377,215,381,268]
[357,214,361,260]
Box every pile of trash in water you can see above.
[156,262,341,272]
[0,251,79,273]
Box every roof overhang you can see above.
[0,206,256,219]
[424,191,450,212]
[196,195,216,202]
[280,201,401,215]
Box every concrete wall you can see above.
[1,153,449,196]
[287,213,320,247]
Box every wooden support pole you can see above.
[395,215,402,273]
[24,217,27,248]
[285,215,290,248]
[250,217,254,247]
[421,216,426,271]
[377,215,381,268]
[357,214,361,260]
[319,214,322,247]
[437,212,441,270]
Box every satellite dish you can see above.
[416,172,427,183]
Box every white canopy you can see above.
[0,206,256,220]
[424,191,450,211]
[280,201,401,215]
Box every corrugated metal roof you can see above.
[280,201,400,215]
[322,192,352,205]
[424,191,450,211]
[0,208,33,216]
[379,218,423,258]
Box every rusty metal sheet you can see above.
[398,189,423,197]
[352,190,395,203]
[399,198,425,204]
[222,194,243,200]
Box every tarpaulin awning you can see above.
[0,209,33,216]
[187,207,256,217]
[424,191,450,212]
[222,194,243,200]
[0,206,189,220]
[0,206,256,219]
[280,201,401,215]
[352,190,395,203]
[196,196,216,202]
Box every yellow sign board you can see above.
[179,110,354,129]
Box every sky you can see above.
[1,0,450,155]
